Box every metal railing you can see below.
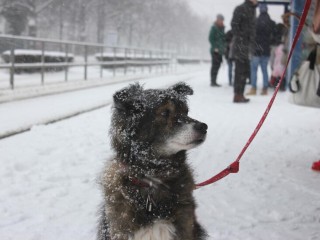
[0,34,175,90]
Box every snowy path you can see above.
[0,71,200,138]
[0,69,319,240]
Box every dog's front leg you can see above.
[97,206,132,240]
[173,206,195,240]
[106,207,138,240]
[173,206,207,240]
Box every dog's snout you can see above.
[194,122,208,134]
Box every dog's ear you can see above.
[113,83,143,111]
[171,82,193,96]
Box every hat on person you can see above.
[259,3,268,13]
[216,14,224,21]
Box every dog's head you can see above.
[111,82,207,159]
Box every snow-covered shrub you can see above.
[1,49,74,73]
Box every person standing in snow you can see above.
[269,23,287,90]
[269,23,288,91]
[209,14,226,87]
[247,3,275,96]
[231,0,258,103]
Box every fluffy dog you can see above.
[98,82,208,240]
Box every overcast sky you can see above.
[185,0,286,30]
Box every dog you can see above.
[98,82,208,240]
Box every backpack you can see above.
[289,44,320,108]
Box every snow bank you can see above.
[0,71,202,138]
[2,49,74,58]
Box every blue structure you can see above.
[258,0,290,12]
[287,0,304,80]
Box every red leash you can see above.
[195,0,312,189]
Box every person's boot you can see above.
[212,83,221,87]
[211,75,221,87]
[261,88,268,95]
[269,76,276,88]
[280,77,286,91]
[274,77,281,88]
[246,87,257,96]
[233,94,250,103]
[211,81,219,87]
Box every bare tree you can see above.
[0,0,211,55]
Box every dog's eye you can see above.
[161,109,170,117]
[176,118,183,124]
[174,114,185,124]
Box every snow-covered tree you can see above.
[0,0,210,55]
[1,0,35,35]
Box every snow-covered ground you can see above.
[0,68,319,240]
[0,70,204,138]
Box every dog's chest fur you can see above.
[101,157,198,239]
[130,221,176,240]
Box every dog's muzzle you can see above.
[189,122,207,145]
[194,122,208,134]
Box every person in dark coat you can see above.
[209,14,226,87]
[247,3,275,96]
[231,0,257,103]
[225,30,234,86]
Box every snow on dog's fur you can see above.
[98,82,208,240]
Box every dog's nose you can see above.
[194,122,208,134]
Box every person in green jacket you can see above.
[209,14,226,87]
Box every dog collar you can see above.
[127,176,151,188]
